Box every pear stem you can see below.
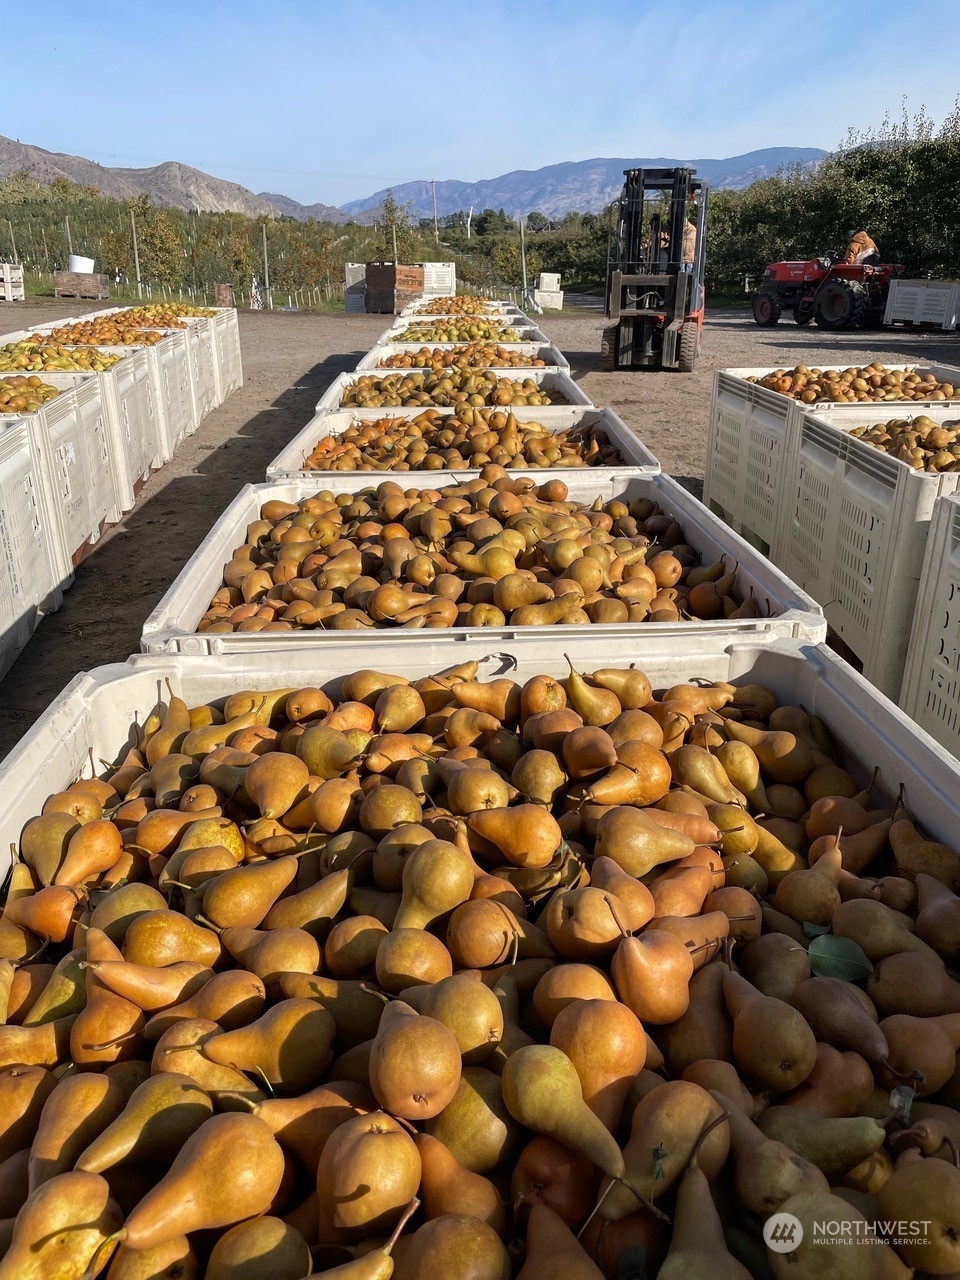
[358,983,392,1005]
[691,1108,730,1167]
[576,1177,616,1239]
[605,893,632,939]
[81,1230,126,1280]
[383,1199,420,1254]
[195,915,223,935]
[616,1175,671,1224]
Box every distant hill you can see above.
[340,149,829,220]
[258,192,345,223]
[0,134,829,224]
[0,135,283,217]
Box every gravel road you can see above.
[0,296,955,757]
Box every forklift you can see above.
[601,166,708,372]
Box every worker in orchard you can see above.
[682,217,697,271]
[844,230,880,266]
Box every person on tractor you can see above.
[844,230,880,266]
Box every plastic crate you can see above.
[315,369,592,419]
[91,346,163,505]
[0,264,24,303]
[264,405,660,483]
[900,492,960,757]
[0,421,65,679]
[4,640,959,880]
[703,364,960,555]
[355,341,570,373]
[778,405,960,699]
[179,316,220,415]
[884,279,960,331]
[139,472,824,656]
[212,309,243,397]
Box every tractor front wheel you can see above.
[752,294,782,326]
[814,280,868,330]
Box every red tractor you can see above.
[751,252,903,330]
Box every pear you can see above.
[220,926,320,987]
[548,998,645,1132]
[425,1066,518,1174]
[297,726,361,779]
[20,947,86,1025]
[149,1019,265,1107]
[915,872,960,958]
[611,929,694,1024]
[277,973,384,1046]
[205,1216,312,1280]
[672,744,746,804]
[832,897,940,961]
[324,915,389,978]
[890,814,960,890]
[88,882,169,944]
[145,682,192,766]
[121,1113,284,1251]
[468,806,561,868]
[143,969,266,1040]
[19,812,79,886]
[52,818,123,886]
[393,1213,511,1280]
[713,739,769,810]
[0,1066,55,1164]
[123,910,222,968]
[243,752,309,820]
[767,1191,911,1280]
[202,998,335,1093]
[867,950,960,1016]
[773,839,842,925]
[876,1156,960,1274]
[200,855,300,929]
[511,750,568,807]
[594,806,694,877]
[501,1044,624,1181]
[252,1079,375,1173]
[516,1203,603,1279]
[722,719,814,783]
[392,839,475,930]
[758,1108,887,1179]
[739,932,810,1001]
[0,1013,75,1069]
[369,1000,461,1120]
[316,1111,421,1242]
[414,1133,505,1234]
[262,867,352,938]
[714,1090,828,1215]
[657,1142,753,1280]
[105,1236,198,1280]
[79,959,212,1012]
[28,1068,133,1190]
[401,973,503,1063]
[587,665,652,710]
[0,1171,122,1280]
[564,655,621,726]
[588,857,655,931]
[76,1071,214,1171]
[879,1011,960,1094]
[723,971,817,1092]
[781,1043,874,1118]
[790,977,889,1067]
[599,1081,729,1217]
[658,960,734,1073]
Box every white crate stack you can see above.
[884,279,960,331]
[0,264,25,303]
[534,272,563,310]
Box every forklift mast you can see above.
[603,166,708,372]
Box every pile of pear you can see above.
[848,415,960,472]
[410,296,499,316]
[0,657,958,1277]
[0,376,61,415]
[340,372,563,411]
[35,323,167,349]
[377,344,549,372]
[752,363,958,405]
[0,343,124,374]
[199,476,757,634]
[392,323,524,345]
[300,412,622,473]
[123,304,217,323]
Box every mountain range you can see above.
[0,134,827,222]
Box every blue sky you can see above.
[6,0,960,206]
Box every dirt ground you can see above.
[0,296,957,758]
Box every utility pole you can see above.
[520,217,528,298]
[129,208,142,298]
[466,206,473,240]
[432,181,439,244]
[64,216,73,255]
[7,220,17,264]
[262,222,272,309]
[391,222,398,266]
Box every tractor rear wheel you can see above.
[678,323,699,373]
[814,280,868,330]
[600,325,619,371]
[752,294,781,326]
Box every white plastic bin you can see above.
[703,364,960,555]
[316,369,592,419]
[179,315,220,415]
[139,472,824,656]
[212,309,243,398]
[778,405,960,698]
[3,641,959,881]
[264,405,660,483]
[356,341,570,373]
[30,373,121,566]
[900,492,960,757]
[0,420,65,679]
[884,279,960,331]
[383,319,548,344]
